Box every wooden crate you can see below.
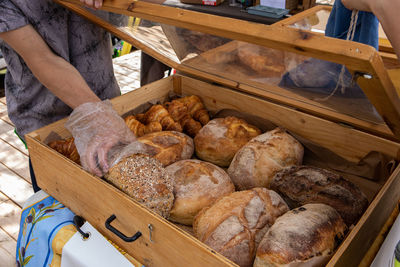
[27,74,400,267]
[29,1,400,266]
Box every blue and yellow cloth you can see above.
[16,192,75,267]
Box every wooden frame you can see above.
[275,5,399,68]
[56,0,400,140]
[27,75,400,266]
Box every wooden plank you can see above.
[0,246,15,267]
[0,227,17,256]
[0,139,30,183]
[0,97,6,105]
[0,198,22,240]
[0,102,12,126]
[0,129,28,156]
[179,75,400,162]
[0,117,14,136]
[26,136,238,267]
[0,164,32,208]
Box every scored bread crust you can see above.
[228,127,304,190]
[165,159,235,225]
[105,154,174,218]
[254,204,347,267]
[270,165,369,226]
[194,116,261,167]
[138,131,194,167]
[193,188,289,267]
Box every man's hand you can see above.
[80,0,103,9]
[66,100,155,176]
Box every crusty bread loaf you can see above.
[194,116,261,167]
[254,204,347,267]
[138,131,194,167]
[105,154,174,218]
[193,188,289,267]
[270,165,369,226]
[165,159,235,225]
[228,127,303,190]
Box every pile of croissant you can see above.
[48,95,209,164]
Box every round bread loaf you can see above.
[193,188,289,267]
[138,131,194,167]
[228,127,303,190]
[270,165,369,226]
[254,204,347,267]
[194,116,261,167]
[105,154,174,218]
[166,159,235,225]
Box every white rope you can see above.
[317,9,359,101]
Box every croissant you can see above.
[179,114,202,137]
[135,113,146,124]
[164,101,202,137]
[144,105,182,132]
[175,95,210,125]
[164,101,188,122]
[48,137,80,164]
[124,115,162,137]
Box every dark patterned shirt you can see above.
[0,0,120,138]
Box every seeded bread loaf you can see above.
[105,154,174,218]
[193,188,289,267]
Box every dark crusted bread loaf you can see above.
[270,165,368,226]
[254,204,347,267]
[165,159,235,225]
[105,154,174,218]
[193,188,289,267]
[228,127,303,190]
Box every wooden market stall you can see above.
[26,1,400,266]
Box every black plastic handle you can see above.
[105,214,142,242]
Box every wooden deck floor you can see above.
[0,51,141,266]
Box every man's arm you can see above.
[342,0,400,60]
[0,24,101,108]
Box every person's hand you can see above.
[341,0,373,12]
[80,0,103,9]
[65,100,153,176]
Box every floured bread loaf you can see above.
[165,159,235,225]
[228,127,303,190]
[254,204,347,267]
[270,165,369,226]
[105,154,174,218]
[194,116,261,167]
[138,131,194,167]
[193,188,289,267]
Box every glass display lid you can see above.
[55,0,400,141]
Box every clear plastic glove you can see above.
[65,100,154,176]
